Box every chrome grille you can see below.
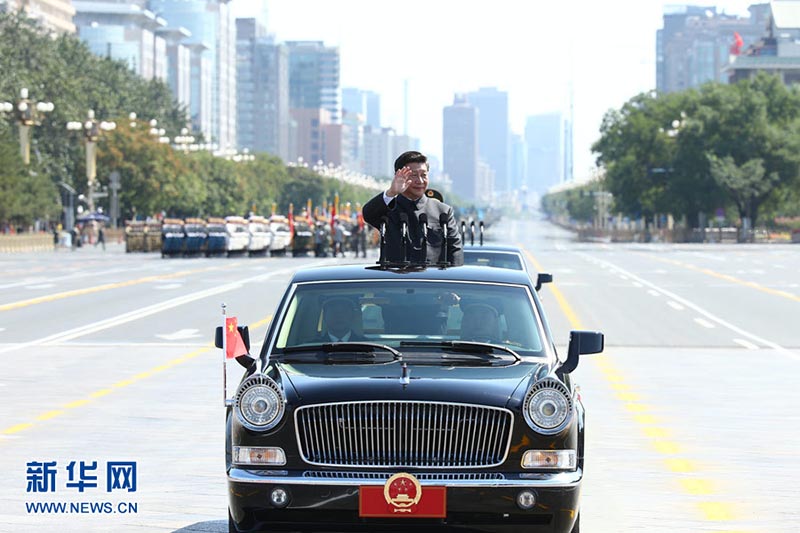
[294,401,513,468]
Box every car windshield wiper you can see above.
[280,342,403,361]
[399,341,521,362]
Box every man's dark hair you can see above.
[394,151,428,172]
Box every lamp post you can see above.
[66,110,116,214]
[173,127,196,153]
[0,88,54,165]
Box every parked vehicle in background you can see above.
[125,221,146,253]
[144,221,163,252]
[269,215,291,256]
[184,218,208,256]
[291,219,314,257]
[205,218,227,257]
[161,218,186,257]
[225,216,250,256]
[247,216,272,256]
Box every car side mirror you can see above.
[535,273,553,292]
[214,325,254,368]
[559,330,604,375]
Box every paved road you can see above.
[0,220,797,532]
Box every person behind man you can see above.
[316,297,365,342]
[362,151,463,266]
[460,302,502,344]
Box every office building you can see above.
[1,0,76,34]
[466,87,509,193]
[525,112,563,194]
[657,4,769,93]
[286,41,340,123]
[150,0,236,149]
[73,2,167,81]
[363,126,395,178]
[236,17,289,160]
[726,1,800,84]
[342,87,380,130]
[442,94,478,201]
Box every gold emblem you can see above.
[383,472,422,512]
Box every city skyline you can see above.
[233,0,755,181]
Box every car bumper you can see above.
[228,468,581,533]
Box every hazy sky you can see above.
[232,0,755,179]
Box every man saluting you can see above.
[362,151,463,266]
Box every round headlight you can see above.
[236,376,284,431]
[524,379,573,434]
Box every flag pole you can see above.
[222,302,228,406]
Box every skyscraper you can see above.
[286,41,341,123]
[466,87,509,193]
[525,113,563,195]
[73,2,167,81]
[149,0,236,149]
[236,17,289,160]
[443,95,478,202]
[342,87,380,130]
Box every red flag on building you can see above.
[225,316,248,359]
[730,31,744,55]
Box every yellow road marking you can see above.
[624,402,652,413]
[642,426,671,439]
[680,478,714,495]
[665,458,698,473]
[0,263,241,312]
[615,392,641,402]
[698,501,736,521]
[0,314,272,438]
[651,440,682,455]
[521,247,752,527]
[647,256,800,303]
[633,414,661,425]
[522,249,585,330]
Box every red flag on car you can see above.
[225,316,248,359]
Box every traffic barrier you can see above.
[0,234,53,253]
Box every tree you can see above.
[707,155,778,229]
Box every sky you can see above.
[232,0,756,180]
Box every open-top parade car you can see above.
[218,261,603,533]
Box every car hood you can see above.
[276,360,543,408]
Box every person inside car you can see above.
[460,302,503,344]
[317,297,365,342]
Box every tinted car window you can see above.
[463,251,525,271]
[273,280,544,356]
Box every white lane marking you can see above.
[0,266,146,290]
[156,329,202,341]
[733,338,759,350]
[0,266,299,355]
[648,289,660,297]
[667,301,685,311]
[25,284,55,290]
[619,275,629,281]
[632,282,643,288]
[653,269,669,274]
[577,252,800,361]
[694,318,715,329]
[154,283,182,290]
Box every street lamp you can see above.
[66,109,116,214]
[0,88,54,164]
[173,127,196,153]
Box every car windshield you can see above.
[463,251,525,271]
[272,280,546,358]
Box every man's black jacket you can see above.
[362,192,463,265]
